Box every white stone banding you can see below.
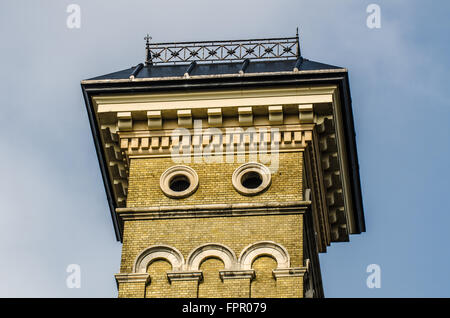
[239,241,290,270]
[187,243,237,271]
[133,245,185,273]
[114,273,150,284]
[167,271,203,283]
[116,200,309,221]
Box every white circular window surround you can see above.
[160,165,199,199]
[232,162,272,196]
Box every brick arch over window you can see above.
[133,245,184,273]
[239,241,290,270]
[187,243,237,270]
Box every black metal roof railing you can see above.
[145,34,301,65]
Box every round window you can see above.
[232,162,271,196]
[241,171,263,189]
[160,165,199,199]
[169,175,191,192]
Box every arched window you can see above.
[146,259,173,298]
[198,257,226,298]
[250,256,278,298]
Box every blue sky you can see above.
[0,0,449,297]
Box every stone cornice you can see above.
[116,201,310,221]
[119,127,312,158]
[90,84,360,246]
[93,86,335,125]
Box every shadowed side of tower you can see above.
[81,35,365,298]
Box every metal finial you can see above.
[296,27,301,57]
[145,34,152,46]
[145,34,152,66]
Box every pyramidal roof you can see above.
[86,58,343,82]
[83,35,345,83]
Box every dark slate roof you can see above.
[86,58,343,81]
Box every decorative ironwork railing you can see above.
[145,35,300,65]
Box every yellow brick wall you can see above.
[145,259,173,298]
[118,214,304,297]
[223,278,251,298]
[118,151,305,298]
[126,152,303,207]
[118,281,146,298]
[276,276,304,298]
[120,214,303,273]
[169,280,199,298]
[198,258,227,298]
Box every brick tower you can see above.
[81,34,365,298]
